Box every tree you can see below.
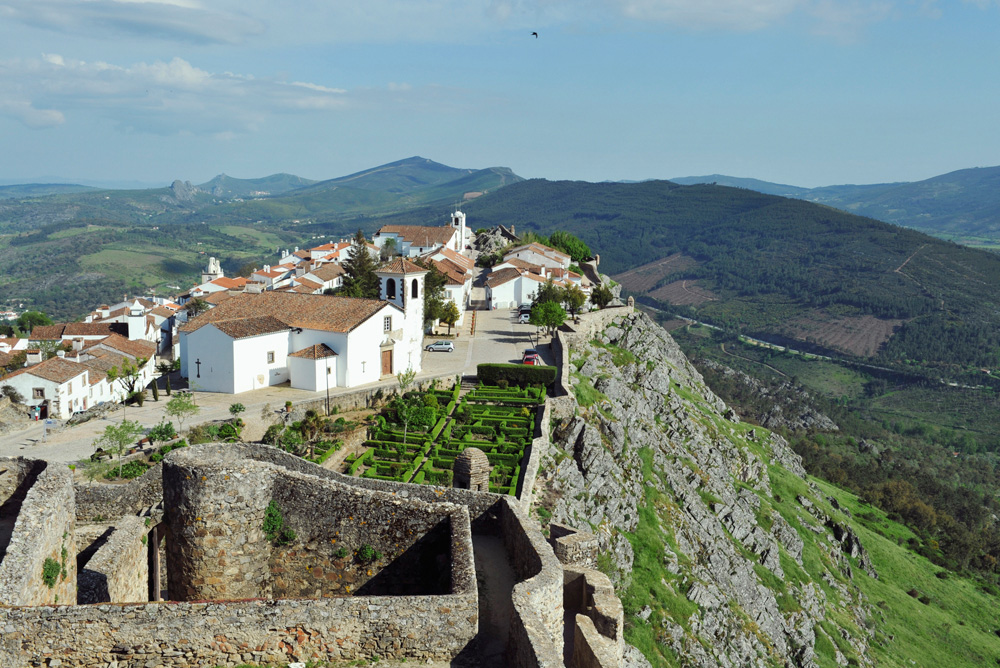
[530,301,566,337]
[185,298,208,316]
[229,403,246,421]
[415,258,447,327]
[380,237,398,261]
[156,361,173,395]
[340,229,381,299]
[549,230,591,263]
[165,392,200,433]
[81,458,110,486]
[16,311,52,333]
[562,284,587,317]
[147,421,177,445]
[107,357,149,411]
[93,419,145,480]
[396,367,418,445]
[590,283,614,309]
[533,278,563,306]
[440,301,461,334]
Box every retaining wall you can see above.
[77,515,149,604]
[564,566,624,668]
[0,459,76,607]
[74,463,163,522]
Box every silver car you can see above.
[425,340,455,352]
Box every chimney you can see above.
[56,350,66,358]
[100,305,110,319]
[72,338,85,351]
[25,349,42,366]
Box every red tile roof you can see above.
[378,257,428,275]
[213,316,290,340]
[485,267,521,288]
[310,263,346,282]
[1,357,88,384]
[30,323,128,340]
[205,291,238,305]
[289,343,338,359]
[84,334,157,360]
[376,225,455,248]
[209,277,249,290]
[434,247,473,271]
[179,292,393,336]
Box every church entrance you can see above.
[381,349,392,376]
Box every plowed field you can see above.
[782,314,905,357]
[613,253,698,292]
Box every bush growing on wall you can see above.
[477,363,557,388]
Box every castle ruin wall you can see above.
[74,462,163,522]
[0,459,76,607]
[77,515,149,605]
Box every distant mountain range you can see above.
[672,165,1000,246]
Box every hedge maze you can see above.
[342,382,543,495]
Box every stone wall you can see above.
[0,459,76,606]
[501,501,565,667]
[564,566,624,668]
[77,515,149,605]
[515,397,551,512]
[294,370,460,416]
[0,592,478,667]
[549,523,599,569]
[74,463,163,522]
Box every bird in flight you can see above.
[531,32,538,38]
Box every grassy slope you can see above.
[610,375,1000,667]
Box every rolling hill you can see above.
[674,165,1000,247]
[198,173,317,198]
[373,178,1000,377]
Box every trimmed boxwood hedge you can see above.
[477,363,557,388]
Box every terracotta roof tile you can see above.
[205,291,238,305]
[1,357,88,384]
[289,343,338,359]
[378,257,428,275]
[209,277,249,289]
[485,267,521,288]
[84,334,156,360]
[29,325,66,341]
[376,225,455,248]
[434,247,473,271]
[296,278,323,291]
[213,316,290,339]
[310,264,346,282]
[180,292,392,336]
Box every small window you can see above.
[67,381,72,393]
[267,351,275,364]
[411,278,419,299]
[33,388,44,399]
[384,316,392,331]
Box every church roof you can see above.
[289,343,338,359]
[377,258,428,275]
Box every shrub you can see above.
[105,460,149,480]
[477,363,557,388]
[262,424,284,445]
[1,385,24,404]
[357,544,382,563]
[263,500,297,546]
[41,558,61,588]
[334,546,349,559]
[147,421,177,444]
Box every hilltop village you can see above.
[0,212,633,668]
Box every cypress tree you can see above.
[341,229,381,299]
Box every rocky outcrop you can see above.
[534,311,876,668]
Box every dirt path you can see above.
[720,343,787,377]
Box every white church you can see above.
[178,258,428,394]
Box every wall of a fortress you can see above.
[74,462,163,522]
[501,501,565,667]
[0,592,478,667]
[77,515,149,605]
[0,460,76,607]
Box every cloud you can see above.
[0,55,439,134]
[0,0,263,44]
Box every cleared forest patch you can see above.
[650,280,717,306]
[782,313,905,357]
[613,253,698,292]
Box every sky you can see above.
[1,0,999,188]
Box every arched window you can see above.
[386,278,396,300]
[411,278,419,299]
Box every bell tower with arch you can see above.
[376,258,428,374]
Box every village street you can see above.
[0,306,555,464]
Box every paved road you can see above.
[0,305,554,465]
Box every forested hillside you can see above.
[374,178,1000,378]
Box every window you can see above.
[386,278,396,300]
[33,388,44,399]
[67,381,72,393]
[384,316,392,331]
[411,278,419,299]
[267,351,275,364]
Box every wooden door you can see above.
[381,349,392,376]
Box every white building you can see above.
[372,210,468,257]
[1,357,92,419]
[178,258,427,394]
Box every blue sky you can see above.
[1,0,998,188]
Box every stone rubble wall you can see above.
[74,463,163,522]
[564,566,624,667]
[0,460,76,606]
[501,501,565,667]
[549,523,599,569]
[0,457,44,508]
[77,515,149,605]
[295,371,460,416]
[515,396,551,513]
[0,592,478,667]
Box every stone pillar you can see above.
[453,448,491,492]
[163,447,275,601]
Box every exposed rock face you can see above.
[534,311,876,668]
